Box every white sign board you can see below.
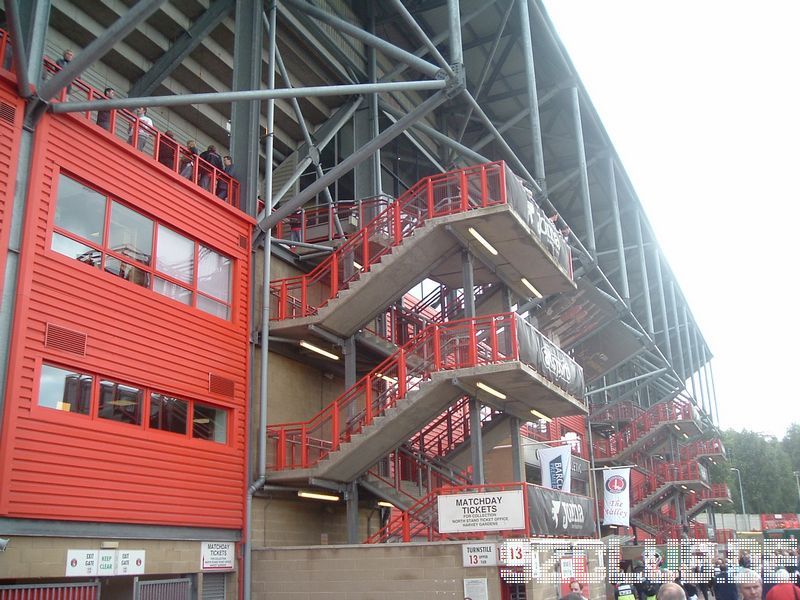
[66,550,98,576]
[462,543,498,567]
[98,550,117,576]
[201,541,236,570]
[438,490,525,533]
[464,577,489,600]
[116,550,145,575]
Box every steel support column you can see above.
[700,344,713,419]
[690,322,706,414]
[571,87,595,258]
[462,250,483,484]
[447,0,463,67]
[129,0,236,97]
[517,0,546,187]
[709,362,720,426]
[668,281,686,378]
[18,0,51,88]
[608,159,630,304]
[510,416,523,482]
[368,6,383,197]
[652,247,673,363]
[681,304,697,400]
[346,481,359,543]
[3,0,33,96]
[634,211,654,335]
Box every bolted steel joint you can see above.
[444,62,466,98]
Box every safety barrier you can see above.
[0,582,100,599]
[679,438,726,461]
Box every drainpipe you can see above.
[243,2,275,599]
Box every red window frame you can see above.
[35,361,232,446]
[49,172,234,320]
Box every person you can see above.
[199,144,223,190]
[180,139,200,179]
[158,130,177,170]
[657,583,687,600]
[737,569,763,600]
[55,49,74,97]
[128,107,153,151]
[712,559,738,600]
[615,582,637,600]
[570,580,588,600]
[95,87,115,131]
[216,155,234,200]
[765,582,800,600]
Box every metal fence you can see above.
[133,577,191,600]
[0,582,100,599]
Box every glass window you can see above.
[105,257,150,288]
[154,277,192,305]
[98,379,143,425]
[38,364,92,414]
[198,246,231,303]
[156,225,194,284]
[108,201,153,266]
[197,295,228,320]
[53,174,106,244]
[51,233,101,267]
[192,403,228,443]
[150,393,188,434]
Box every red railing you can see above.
[365,445,472,508]
[268,313,519,471]
[269,162,509,321]
[656,460,706,483]
[365,482,531,544]
[679,438,726,461]
[590,401,645,423]
[274,196,393,243]
[41,58,240,209]
[656,522,708,543]
[592,400,695,459]
[685,483,732,513]
[716,528,735,543]
[0,29,12,74]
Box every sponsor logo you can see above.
[550,499,586,530]
[549,456,565,490]
[605,475,627,493]
[541,339,573,383]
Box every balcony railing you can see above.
[679,438,726,461]
[267,313,584,472]
[40,58,240,209]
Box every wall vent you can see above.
[45,323,87,356]
[208,373,235,397]
[0,102,15,125]
[238,234,247,249]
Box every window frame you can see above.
[34,360,232,447]
[49,171,234,320]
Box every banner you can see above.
[603,468,631,527]
[515,316,585,399]
[538,445,573,493]
[527,485,595,537]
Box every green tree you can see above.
[719,429,797,515]
[783,423,800,511]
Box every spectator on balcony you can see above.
[180,139,200,179]
[95,87,115,131]
[158,131,177,170]
[199,144,223,191]
[55,49,74,98]
[127,107,153,151]
[216,155,234,201]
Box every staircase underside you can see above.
[265,361,586,484]
[270,205,575,339]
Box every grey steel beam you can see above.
[367,6,383,198]
[38,0,168,103]
[52,79,448,114]
[472,107,528,152]
[380,0,496,83]
[346,481,359,544]
[461,251,484,485]
[586,369,669,397]
[709,362,720,426]
[634,211,654,335]
[651,247,673,363]
[681,303,697,400]
[259,89,450,233]
[19,0,50,87]
[0,518,241,540]
[476,36,515,103]
[388,0,453,76]
[517,0,546,186]
[571,87,595,258]
[283,0,442,79]
[690,320,706,414]
[380,101,490,165]
[607,158,630,304]
[447,0,463,66]
[3,0,33,97]
[128,0,235,97]
[455,0,515,146]
[510,416,523,482]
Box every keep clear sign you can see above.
[438,490,525,534]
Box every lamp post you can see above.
[730,467,746,531]
[794,471,800,511]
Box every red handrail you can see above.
[267,313,518,471]
[679,438,726,461]
[40,58,240,209]
[269,162,509,321]
[274,196,394,244]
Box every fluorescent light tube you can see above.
[298,491,340,502]
[476,381,506,399]
[299,341,339,360]
[521,277,543,299]
[530,409,552,423]
[468,227,498,256]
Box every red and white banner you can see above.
[603,468,630,527]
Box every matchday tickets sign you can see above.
[438,490,526,534]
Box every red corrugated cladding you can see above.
[0,76,24,302]
[0,108,253,530]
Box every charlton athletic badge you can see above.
[605,475,627,493]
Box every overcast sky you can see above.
[542,1,800,439]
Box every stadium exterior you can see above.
[0,0,727,598]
